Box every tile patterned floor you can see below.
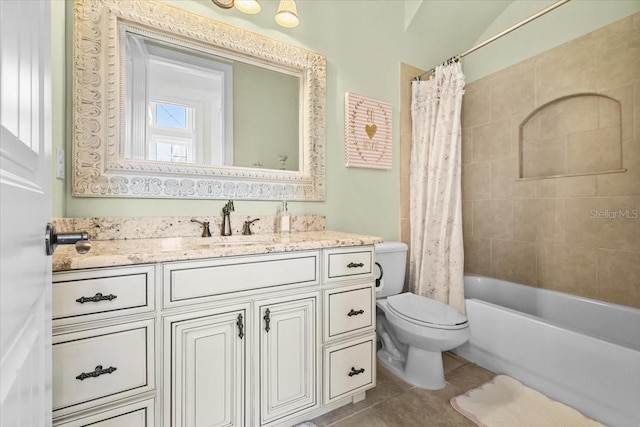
[312,353,495,427]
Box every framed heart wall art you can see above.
[344,92,392,169]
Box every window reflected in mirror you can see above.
[123,30,300,171]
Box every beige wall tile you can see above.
[473,118,511,162]
[635,82,640,140]
[400,132,411,179]
[595,29,640,92]
[460,17,640,304]
[490,63,535,121]
[539,96,600,140]
[461,127,473,165]
[598,94,622,129]
[597,139,640,196]
[400,175,409,220]
[535,36,597,105]
[462,201,472,238]
[537,243,598,298]
[491,157,536,199]
[597,170,640,197]
[522,137,567,178]
[463,237,491,276]
[520,112,541,141]
[400,217,410,247]
[590,13,634,40]
[462,79,491,128]
[566,126,622,174]
[536,175,597,198]
[600,86,632,142]
[597,249,640,307]
[462,162,491,201]
[473,200,513,239]
[491,239,537,285]
[513,199,564,243]
[565,196,640,251]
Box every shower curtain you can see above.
[409,62,465,312]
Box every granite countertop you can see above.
[52,231,383,272]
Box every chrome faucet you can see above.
[242,218,260,235]
[221,200,234,236]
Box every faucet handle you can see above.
[242,218,260,235]
[191,219,212,237]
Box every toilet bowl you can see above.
[375,242,469,390]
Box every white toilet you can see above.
[375,241,469,390]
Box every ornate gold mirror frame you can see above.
[72,0,326,200]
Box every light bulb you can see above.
[235,0,261,14]
[275,0,299,28]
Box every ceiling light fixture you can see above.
[212,0,299,28]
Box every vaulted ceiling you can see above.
[404,0,517,61]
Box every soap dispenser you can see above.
[280,201,290,234]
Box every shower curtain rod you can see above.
[412,0,571,81]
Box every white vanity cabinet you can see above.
[52,266,157,425]
[52,242,377,427]
[255,294,319,426]
[321,247,377,405]
[163,304,249,427]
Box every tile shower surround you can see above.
[400,13,640,308]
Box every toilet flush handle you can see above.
[375,262,384,288]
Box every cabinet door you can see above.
[166,307,247,427]
[258,296,317,425]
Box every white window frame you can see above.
[125,31,233,166]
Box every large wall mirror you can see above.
[72,0,326,200]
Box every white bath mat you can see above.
[451,375,605,427]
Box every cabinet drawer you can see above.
[324,284,374,341]
[54,398,155,427]
[164,251,319,308]
[53,266,154,325]
[323,247,374,283]
[52,320,155,417]
[324,336,376,403]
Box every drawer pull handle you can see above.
[75,365,117,381]
[348,367,365,377]
[75,293,117,304]
[237,313,244,339]
[264,308,271,333]
[347,309,365,317]
[347,262,364,269]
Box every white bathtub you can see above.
[455,275,640,427]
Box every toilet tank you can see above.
[374,241,408,298]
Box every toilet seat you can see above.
[386,293,468,330]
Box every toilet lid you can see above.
[386,293,467,327]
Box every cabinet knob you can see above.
[348,367,365,377]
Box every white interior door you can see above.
[0,0,53,425]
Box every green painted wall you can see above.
[51,0,66,218]
[233,62,299,171]
[52,0,640,242]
